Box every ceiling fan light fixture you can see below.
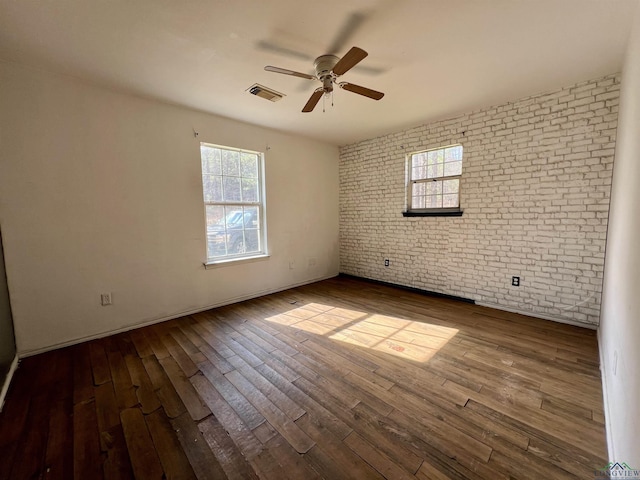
[322,76,334,93]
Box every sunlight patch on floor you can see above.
[265,304,458,362]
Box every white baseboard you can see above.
[475,302,598,330]
[597,327,614,461]
[18,273,338,358]
[0,354,19,412]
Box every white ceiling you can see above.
[0,0,637,146]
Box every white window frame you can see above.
[406,144,463,214]
[200,142,268,265]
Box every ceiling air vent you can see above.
[247,83,285,102]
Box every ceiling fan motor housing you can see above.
[314,55,339,76]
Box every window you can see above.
[200,143,266,263]
[405,144,463,216]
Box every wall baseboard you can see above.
[18,273,338,358]
[0,354,19,412]
[338,273,475,304]
[476,302,598,330]
[597,327,614,461]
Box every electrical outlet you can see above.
[308,257,317,267]
[511,276,520,287]
[289,260,295,270]
[101,293,112,306]
[384,259,390,267]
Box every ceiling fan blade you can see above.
[264,66,315,80]
[256,40,313,61]
[352,64,386,75]
[332,46,368,76]
[327,12,369,54]
[340,82,384,100]
[302,89,324,113]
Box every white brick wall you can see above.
[339,75,620,327]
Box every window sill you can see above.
[204,254,270,269]
[402,210,463,217]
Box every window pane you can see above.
[412,195,425,209]
[412,153,426,168]
[442,179,459,194]
[223,207,244,228]
[445,146,463,162]
[201,146,222,175]
[412,165,427,180]
[443,194,459,208]
[425,195,441,209]
[223,176,241,201]
[244,206,260,253]
[205,205,225,229]
[200,146,212,171]
[444,161,462,176]
[413,182,425,196]
[240,153,258,178]
[202,174,223,202]
[224,206,245,254]
[425,181,442,196]
[244,229,260,253]
[427,163,444,178]
[241,178,258,202]
[427,150,440,166]
[243,206,259,227]
[222,150,240,176]
[206,205,227,258]
[412,152,427,180]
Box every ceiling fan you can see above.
[264,46,385,113]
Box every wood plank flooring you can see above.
[0,276,608,479]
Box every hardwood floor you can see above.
[0,276,608,479]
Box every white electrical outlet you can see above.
[101,293,112,306]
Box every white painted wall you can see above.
[0,62,339,355]
[599,5,640,466]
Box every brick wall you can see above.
[339,74,620,327]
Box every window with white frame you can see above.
[200,143,266,262]
[407,144,463,214]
